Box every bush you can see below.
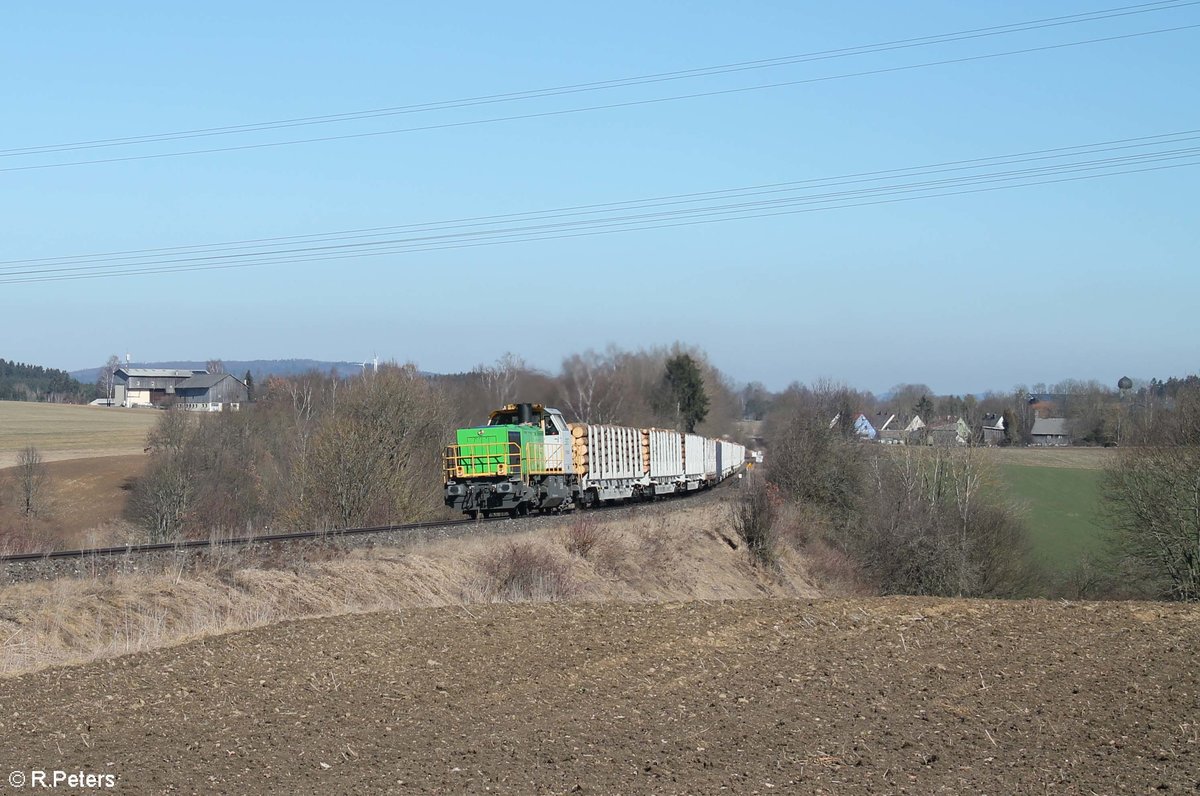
[733,477,781,568]
[559,513,604,559]
[763,389,1040,598]
[804,538,872,596]
[1102,445,1200,601]
[480,541,575,601]
[846,449,1039,597]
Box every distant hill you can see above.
[70,359,369,384]
[1,359,90,402]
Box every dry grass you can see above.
[557,512,604,558]
[0,455,145,551]
[0,500,822,677]
[477,541,577,601]
[0,401,159,467]
[980,446,1113,470]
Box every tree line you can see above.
[128,345,732,541]
[0,359,90,403]
[753,375,1200,602]
[760,381,1038,598]
[740,374,1200,447]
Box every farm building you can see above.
[174,373,249,411]
[980,413,1006,445]
[927,417,970,446]
[113,367,205,407]
[1030,417,1071,446]
[877,413,926,445]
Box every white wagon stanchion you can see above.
[644,428,684,496]
[570,423,648,503]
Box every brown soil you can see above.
[0,500,819,675]
[0,454,144,549]
[2,598,1196,794]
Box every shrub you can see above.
[480,541,575,601]
[804,538,873,596]
[1102,445,1200,601]
[733,477,781,568]
[560,513,604,559]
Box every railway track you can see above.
[0,474,740,567]
[0,516,498,563]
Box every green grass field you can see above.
[994,454,1108,569]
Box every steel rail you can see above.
[0,467,745,565]
[0,516,491,563]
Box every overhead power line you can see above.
[3,128,1197,269]
[1,0,1192,159]
[3,131,1196,284]
[2,12,1197,172]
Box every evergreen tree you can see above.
[244,370,255,400]
[663,354,709,433]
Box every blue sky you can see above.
[2,2,1197,393]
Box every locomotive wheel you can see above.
[467,510,479,520]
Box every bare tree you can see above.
[560,350,627,424]
[131,411,196,541]
[299,365,450,529]
[16,445,48,517]
[95,354,121,403]
[474,353,527,407]
[1103,446,1200,600]
[205,359,226,375]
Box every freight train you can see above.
[443,403,746,518]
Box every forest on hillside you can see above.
[0,359,90,403]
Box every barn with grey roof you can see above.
[173,373,249,411]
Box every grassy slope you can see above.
[993,451,1107,568]
[0,501,820,676]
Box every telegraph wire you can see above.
[1,0,1193,159]
[2,23,1197,174]
[2,129,1197,269]
[2,142,1195,283]
[4,158,1196,285]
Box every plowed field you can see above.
[2,598,1197,794]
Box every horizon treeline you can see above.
[126,344,742,541]
[0,359,90,403]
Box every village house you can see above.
[980,412,1006,445]
[1030,416,1071,446]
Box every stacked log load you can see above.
[569,423,589,475]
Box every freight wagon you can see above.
[443,403,745,518]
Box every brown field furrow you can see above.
[0,598,1195,794]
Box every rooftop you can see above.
[175,373,242,390]
[1031,417,1070,436]
[117,367,204,378]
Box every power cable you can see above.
[2,141,1194,283]
[2,0,1192,159]
[2,128,1196,269]
[2,23,1196,174]
[7,158,1195,285]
